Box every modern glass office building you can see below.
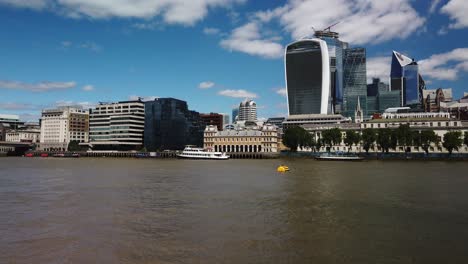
[314,30,349,112]
[144,98,204,151]
[285,39,331,115]
[343,48,367,118]
[390,51,426,108]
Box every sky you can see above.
[0,0,468,122]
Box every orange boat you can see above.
[40,153,49,157]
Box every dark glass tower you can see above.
[390,51,426,107]
[285,39,331,115]
[144,98,204,151]
[343,48,367,118]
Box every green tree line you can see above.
[282,125,468,155]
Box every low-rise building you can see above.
[204,123,279,153]
[39,107,89,151]
[5,129,40,143]
[87,100,144,151]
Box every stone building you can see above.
[204,124,279,154]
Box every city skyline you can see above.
[1,0,468,121]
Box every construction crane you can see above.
[322,21,340,32]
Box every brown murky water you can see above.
[1,157,468,263]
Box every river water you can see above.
[1,157,468,263]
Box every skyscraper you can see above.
[238,100,257,121]
[285,39,331,115]
[314,30,349,112]
[343,48,367,118]
[232,108,239,123]
[390,51,426,107]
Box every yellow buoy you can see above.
[277,165,289,173]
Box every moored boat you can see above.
[315,152,364,161]
[177,146,229,160]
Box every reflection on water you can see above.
[1,158,468,263]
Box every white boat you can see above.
[177,146,230,160]
[315,152,364,161]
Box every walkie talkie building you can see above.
[285,39,331,115]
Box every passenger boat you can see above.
[315,152,364,161]
[177,146,229,160]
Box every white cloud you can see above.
[0,102,41,110]
[429,0,442,13]
[131,21,162,30]
[220,22,284,59]
[419,48,468,80]
[0,0,46,9]
[203,27,220,35]
[199,81,215,89]
[55,100,96,109]
[280,0,425,45]
[0,80,76,92]
[441,0,468,29]
[61,40,72,48]
[218,89,258,98]
[275,88,287,97]
[82,85,94,91]
[79,41,102,52]
[366,56,391,84]
[0,0,245,26]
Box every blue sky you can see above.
[0,0,467,121]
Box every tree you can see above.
[419,130,439,154]
[377,128,393,153]
[315,138,323,152]
[283,126,313,152]
[465,132,468,147]
[67,140,82,151]
[322,128,342,152]
[344,130,360,152]
[361,128,376,154]
[396,124,413,153]
[443,131,463,155]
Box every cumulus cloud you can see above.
[0,80,76,92]
[275,88,287,97]
[0,0,46,10]
[199,81,215,89]
[429,0,442,14]
[82,85,94,91]
[0,0,245,26]
[203,27,220,35]
[419,48,468,80]
[280,0,425,45]
[218,89,258,98]
[366,56,391,84]
[131,21,162,30]
[440,0,468,29]
[0,102,41,110]
[220,22,284,59]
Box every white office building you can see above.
[238,100,257,122]
[87,100,145,150]
[39,107,89,151]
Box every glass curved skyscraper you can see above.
[285,39,331,115]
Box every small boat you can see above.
[315,152,364,161]
[177,146,229,160]
[53,153,65,157]
[40,153,49,158]
[25,153,34,157]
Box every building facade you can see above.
[39,107,89,151]
[144,98,204,151]
[6,129,40,143]
[0,114,23,141]
[238,100,257,121]
[200,113,224,131]
[343,47,367,118]
[285,39,331,115]
[232,108,239,123]
[390,51,426,107]
[204,124,279,154]
[88,100,144,151]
